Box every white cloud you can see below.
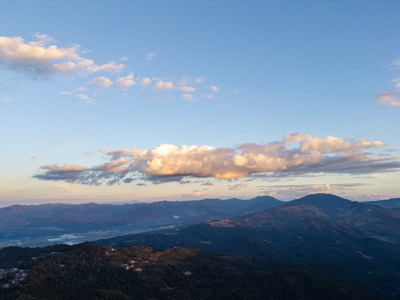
[179,191,204,198]
[32,32,56,46]
[181,94,194,101]
[76,87,88,92]
[59,91,73,95]
[284,133,385,153]
[116,73,136,88]
[210,85,219,92]
[55,61,123,74]
[75,93,95,104]
[0,35,124,77]
[177,77,191,86]
[146,52,155,61]
[155,81,174,91]
[90,76,113,88]
[75,93,91,100]
[120,56,129,61]
[140,77,152,85]
[375,92,400,107]
[179,86,195,93]
[2,97,12,101]
[178,76,206,86]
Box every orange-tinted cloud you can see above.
[0,35,123,77]
[34,133,400,185]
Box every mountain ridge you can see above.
[98,193,400,297]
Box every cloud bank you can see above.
[33,133,400,185]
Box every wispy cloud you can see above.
[76,87,88,92]
[33,133,400,186]
[375,57,400,107]
[229,183,248,190]
[194,76,205,83]
[179,191,204,198]
[258,183,368,200]
[201,94,214,99]
[181,94,194,101]
[146,52,155,61]
[375,92,400,107]
[75,93,94,102]
[264,183,366,193]
[59,87,95,103]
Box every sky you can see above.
[0,0,399,205]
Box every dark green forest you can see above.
[0,242,384,300]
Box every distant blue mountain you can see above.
[0,196,283,247]
[366,198,400,212]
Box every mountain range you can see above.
[0,196,283,247]
[98,194,400,297]
[1,193,400,298]
[1,194,399,248]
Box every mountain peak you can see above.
[294,193,350,204]
[250,195,280,202]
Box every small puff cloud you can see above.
[155,81,174,91]
[33,133,400,186]
[140,77,152,86]
[116,73,136,88]
[91,76,113,88]
[210,85,219,92]
[179,86,195,93]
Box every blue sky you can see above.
[0,0,399,205]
